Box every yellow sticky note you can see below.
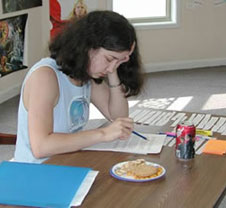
[203,140,226,155]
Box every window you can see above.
[107,0,179,29]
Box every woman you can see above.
[14,10,144,163]
[68,0,87,20]
[49,0,69,39]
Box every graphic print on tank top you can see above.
[68,97,89,132]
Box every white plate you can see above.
[110,161,166,182]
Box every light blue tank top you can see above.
[14,58,91,163]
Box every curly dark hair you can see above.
[49,10,143,97]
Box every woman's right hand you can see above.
[101,117,134,142]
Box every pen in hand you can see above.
[132,130,147,140]
[109,118,147,140]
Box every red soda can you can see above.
[175,121,196,160]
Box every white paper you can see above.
[196,143,206,155]
[203,117,218,130]
[187,113,197,123]
[163,136,171,146]
[194,139,206,151]
[138,110,157,124]
[155,112,176,126]
[168,138,176,147]
[144,111,163,125]
[171,115,187,127]
[195,137,216,155]
[129,109,143,118]
[71,170,99,207]
[211,117,226,132]
[217,122,226,133]
[134,109,150,122]
[149,112,167,125]
[214,0,226,6]
[83,133,166,154]
[186,0,204,9]
[192,114,205,126]
[171,112,186,121]
[196,114,211,129]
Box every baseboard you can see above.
[0,58,226,104]
[144,58,226,73]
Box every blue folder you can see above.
[0,161,91,208]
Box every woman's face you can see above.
[88,46,134,79]
[74,2,86,18]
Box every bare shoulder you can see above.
[24,66,59,109]
[29,66,57,82]
[25,66,58,93]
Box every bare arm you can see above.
[91,43,135,120]
[91,76,128,121]
[23,67,133,159]
[91,57,133,120]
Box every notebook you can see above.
[0,161,92,208]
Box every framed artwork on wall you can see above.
[49,0,98,39]
[0,14,28,77]
[2,0,42,13]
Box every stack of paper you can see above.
[84,133,166,154]
[0,161,98,207]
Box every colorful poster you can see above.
[2,0,42,13]
[49,0,98,39]
[0,14,27,77]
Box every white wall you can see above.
[140,1,226,72]
[1,0,226,103]
[101,0,226,72]
[0,1,50,104]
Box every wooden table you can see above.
[1,110,226,208]
[45,148,226,208]
[44,109,226,208]
[45,109,226,208]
